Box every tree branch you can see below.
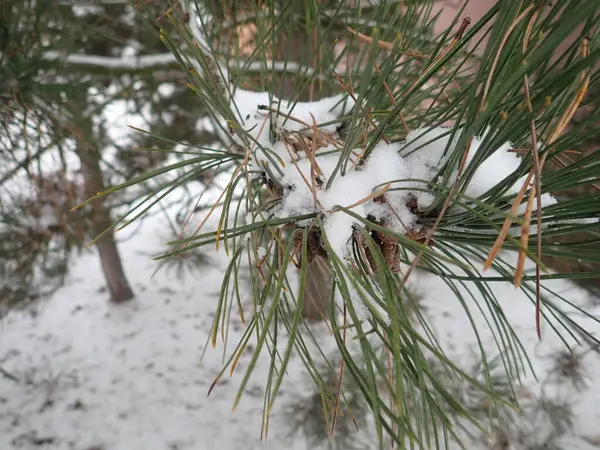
[42,50,335,79]
[42,51,179,73]
[57,0,128,4]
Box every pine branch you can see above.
[57,0,128,3]
[84,1,600,448]
[40,49,334,81]
[41,51,179,71]
[41,50,341,78]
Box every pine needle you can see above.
[514,184,536,287]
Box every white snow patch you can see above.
[401,126,560,213]
[157,83,176,98]
[196,116,217,134]
[229,89,355,148]
[102,99,146,149]
[318,143,412,261]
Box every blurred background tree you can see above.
[0,0,216,311]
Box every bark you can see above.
[273,23,338,101]
[303,254,333,321]
[275,24,337,319]
[74,120,134,303]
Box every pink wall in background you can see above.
[432,0,493,35]
[431,1,595,62]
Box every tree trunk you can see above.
[276,25,336,320]
[303,253,333,321]
[75,122,134,303]
[95,236,134,303]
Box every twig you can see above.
[257,105,344,150]
[328,183,392,213]
[507,148,580,155]
[347,27,427,59]
[515,184,536,287]
[519,5,543,340]
[282,139,321,209]
[374,64,410,134]
[309,113,324,209]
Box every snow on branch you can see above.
[229,90,596,321]
[58,0,127,3]
[229,91,586,270]
[42,51,178,71]
[42,50,326,79]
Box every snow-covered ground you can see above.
[1,196,599,449]
[0,207,301,450]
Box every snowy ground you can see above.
[1,200,600,449]
[0,208,299,450]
